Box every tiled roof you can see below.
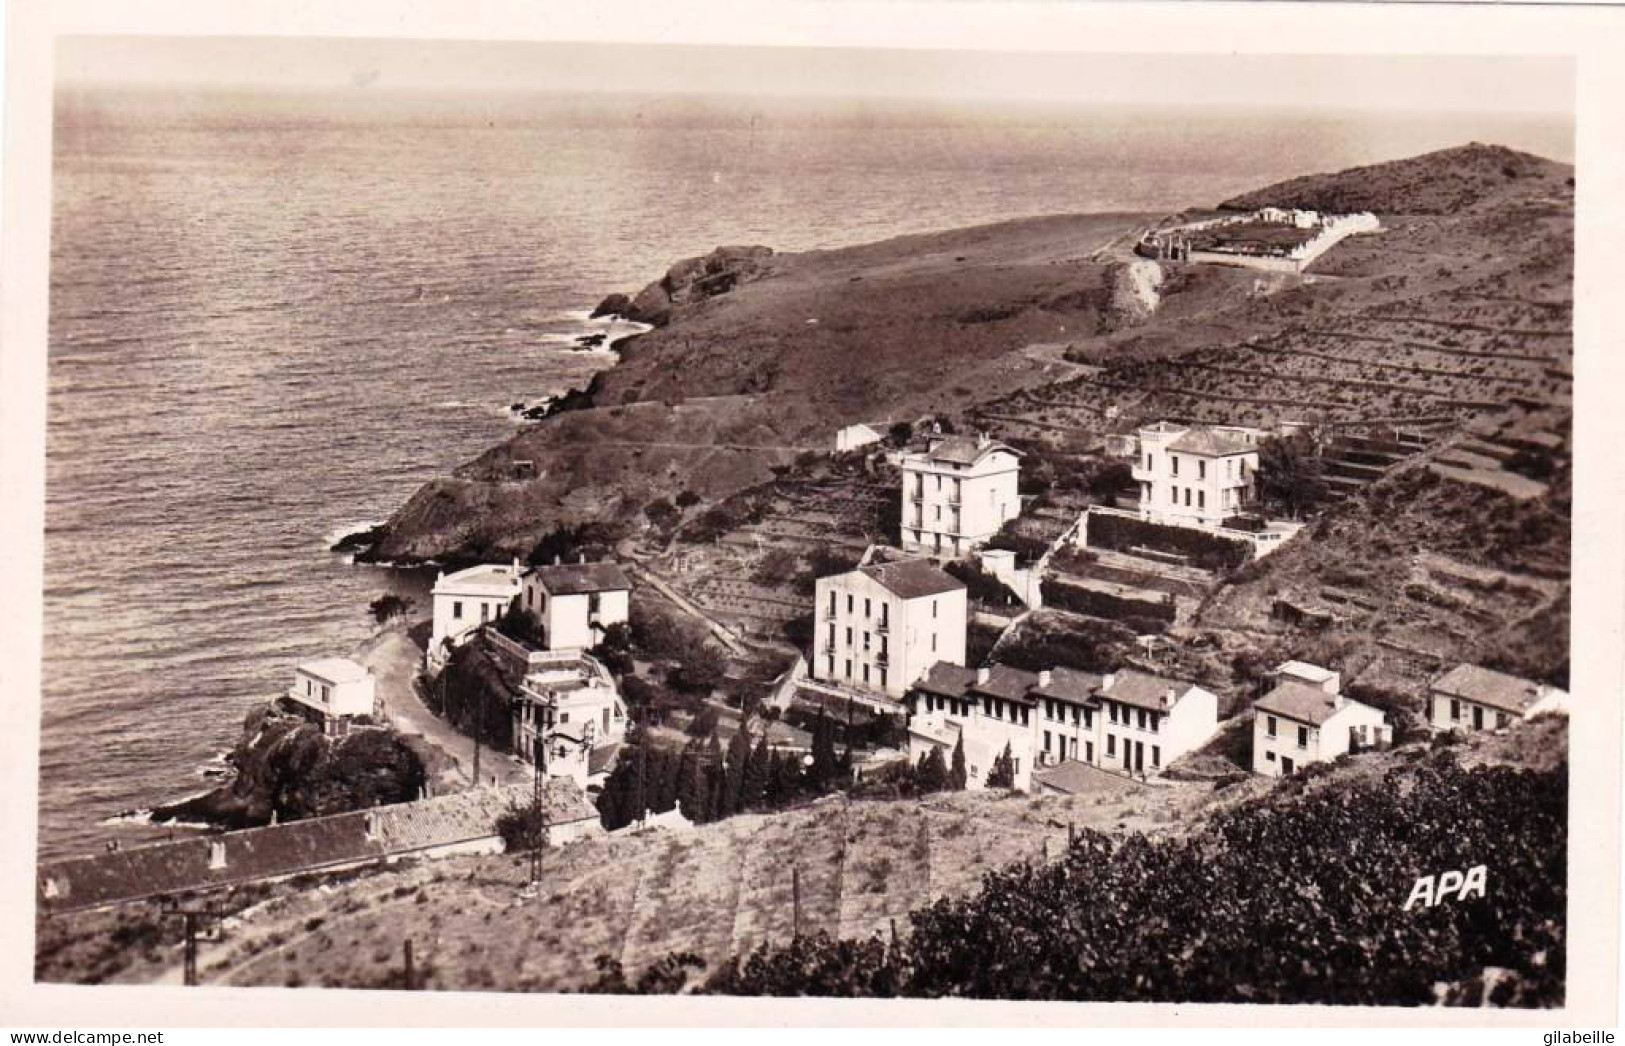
[1032,667,1103,705]
[860,558,964,600]
[298,657,371,685]
[910,663,979,699]
[925,435,1021,465]
[1167,427,1254,457]
[1255,680,1344,726]
[969,665,1042,706]
[38,781,597,913]
[588,742,623,776]
[1101,669,1191,712]
[529,561,633,596]
[1430,663,1547,715]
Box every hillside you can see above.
[1219,142,1572,216]
[34,719,1564,998]
[366,143,1571,567]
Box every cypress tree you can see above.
[723,725,753,817]
[676,737,707,822]
[811,710,839,789]
[986,742,1016,789]
[950,735,968,790]
[703,732,727,821]
[742,735,771,810]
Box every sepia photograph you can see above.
[3,0,1621,1028]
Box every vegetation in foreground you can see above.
[597,751,1566,1007]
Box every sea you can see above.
[39,86,1573,861]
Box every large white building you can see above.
[906,663,1219,789]
[519,559,633,652]
[811,559,967,699]
[1130,422,1261,528]
[1252,661,1390,776]
[429,561,524,660]
[285,657,377,735]
[900,434,1022,557]
[1425,663,1569,733]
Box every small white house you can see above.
[1095,669,1219,777]
[429,560,524,662]
[287,657,377,735]
[511,651,628,789]
[519,558,633,652]
[835,422,886,454]
[1130,421,1259,528]
[1253,665,1390,776]
[1426,663,1568,733]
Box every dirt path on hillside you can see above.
[357,619,529,790]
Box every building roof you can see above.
[1101,669,1193,712]
[529,561,633,596]
[911,662,980,700]
[1430,663,1547,715]
[1274,660,1338,685]
[588,742,623,777]
[1167,426,1255,457]
[297,657,371,685]
[1031,666,1104,705]
[969,665,1042,706]
[923,435,1022,466]
[859,558,965,600]
[434,562,522,595]
[37,781,598,913]
[1255,680,1345,726]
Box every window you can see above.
[1297,725,1309,749]
[932,600,938,618]
[1496,711,1509,729]
[862,664,871,684]
[828,591,836,614]
[1144,452,1152,470]
[1149,714,1160,734]
[879,668,887,690]
[864,598,871,617]
[1137,709,1148,730]
[1266,750,1276,762]
[1044,730,1052,753]
[1198,490,1205,510]
[453,601,463,619]
[480,603,490,623]
[1172,455,1180,477]
[1020,707,1030,726]
[1109,703,1119,725]
[1266,715,1277,738]
[1152,746,1160,768]
[931,634,937,653]
[846,627,853,645]
[1198,460,1206,480]
[847,594,854,613]
[845,659,852,678]
[560,711,570,724]
[1450,699,1461,721]
[863,631,870,650]
[1107,735,1116,757]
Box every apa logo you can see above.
[1404,864,1488,911]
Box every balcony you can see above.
[875,651,889,667]
[875,620,889,635]
[1130,463,1155,483]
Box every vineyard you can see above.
[674,750,1569,1006]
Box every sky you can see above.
[56,36,1575,119]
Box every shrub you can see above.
[1085,512,1251,572]
[1041,579,1175,624]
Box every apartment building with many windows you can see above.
[811,559,967,699]
[899,434,1022,558]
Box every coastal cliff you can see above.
[365,144,1573,568]
[152,705,426,831]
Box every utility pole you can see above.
[530,727,547,887]
[160,899,223,987]
[791,865,802,940]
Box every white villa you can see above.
[1252,661,1390,776]
[510,649,629,790]
[900,434,1022,558]
[834,422,886,454]
[285,657,377,736]
[1425,663,1569,733]
[429,556,632,669]
[811,558,967,699]
[1131,421,1262,528]
[429,560,524,660]
[906,663,1219,789]
[519,558,633,652]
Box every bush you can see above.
[369,594,413,624]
